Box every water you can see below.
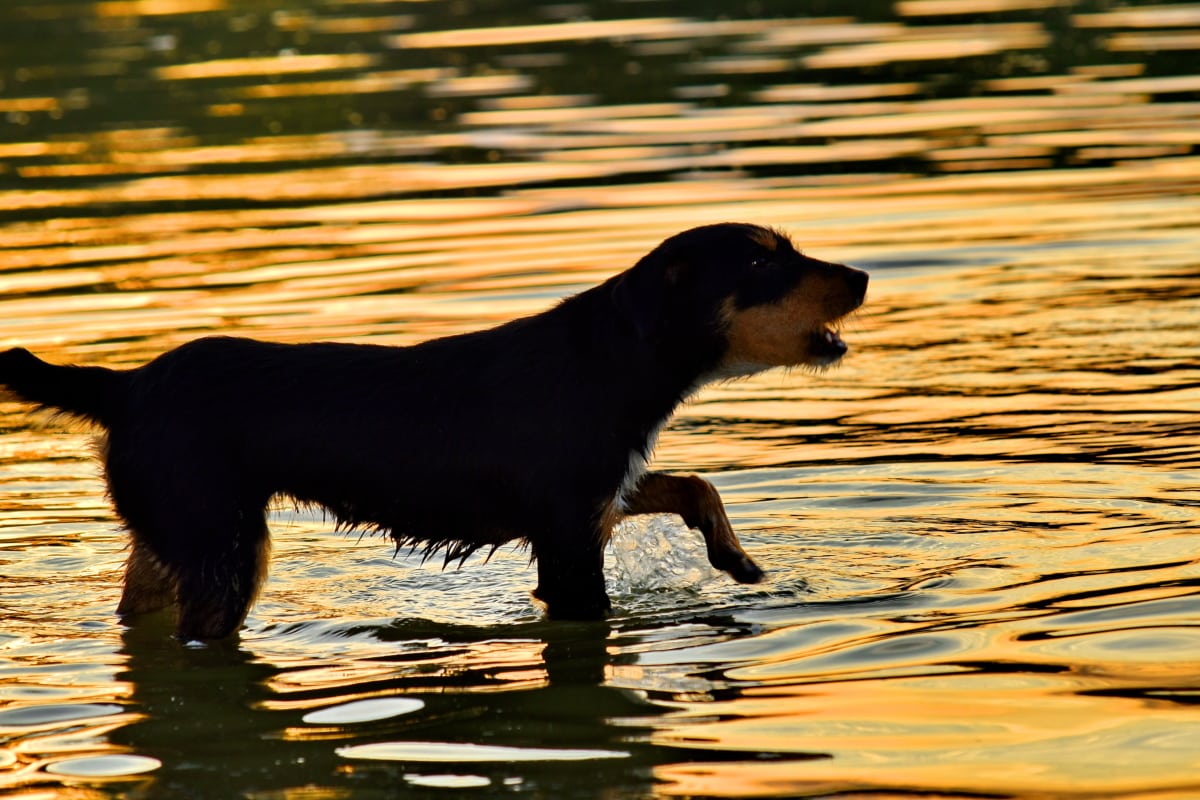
[1,0,1199,797]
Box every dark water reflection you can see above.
[2,0,1200,798]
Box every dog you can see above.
[0,223,867,640]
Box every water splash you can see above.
[607,514,721,595]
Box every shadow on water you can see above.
[109,616,828,799]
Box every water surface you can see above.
[1,1,1199,797]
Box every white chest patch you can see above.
[615,419,667,511]
[614,378,721,511]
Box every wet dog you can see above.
[0,223,867,640]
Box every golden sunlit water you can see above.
[2,1,1199,798]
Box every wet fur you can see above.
[0,223,867,640]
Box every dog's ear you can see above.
[610,261,670,341]
[611,270,658,341]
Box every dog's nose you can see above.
[847,266,869,304]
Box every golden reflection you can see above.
[0,97,59,113]
[251,788,352,800]
[392,17,686,48]
[680,56,794,76]
[805,23,1049,68]
[262,639,548,702]
[96,0,224,14]
[479,93,594,111]
[18,163,158,178]
[936,157,1053,172]
[651,671,1200,795]
[235,70,452,99]
[926,144,1053,162]
[1073,7,1200,27]
[757,22,906,47]
[154,53,378,81]
[983,74,1090,91]
[1106,31,1200,51]
[899,0,1070,14]
[3,3,1200,796]
[540,145,689,163]
[656,761,842,798]
[699,140,929,168]
[755,81,920,102]
[458,101,689,126]
[206,103,244,117]
[1058,74,1200,94]
[310,14,415,35]
[0,142,87,158]
[3,30,1193,209]
[1078,144,1190,161]
[990,128,1200,148]
[391,17,790,50]
[426,73,533,98]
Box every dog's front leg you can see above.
[531,533,612,621]
[623,472,764,584]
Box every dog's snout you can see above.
[819,260,868,307]
[849,267,868,304]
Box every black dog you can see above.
[0,223,867,640]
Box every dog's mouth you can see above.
[809,326,848,364]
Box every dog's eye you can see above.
[749,257,773,270]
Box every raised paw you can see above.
[718,553,765,584]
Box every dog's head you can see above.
[612,223,868,378]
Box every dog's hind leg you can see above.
[622,473,764,584]
[168,503,271,641]
[116,539,176,616]
[108,457,271,640]
[113,506,270,640]
[171,515,270,642]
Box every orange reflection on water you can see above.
[653,654,1200,796]
[2,4,1199,796]
[1106,31,1200,51]
[235,68,454,99]
[1074,6,1200,27]
[0,97,59,113]
[391,17,793,50]
[898,0,1070,15]
[0,141,88,158]
[754,81,921,103]
[804,23,1049,68]
[96,0,225,15]
[154,53,379,81]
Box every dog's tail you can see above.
[0,348,126,428]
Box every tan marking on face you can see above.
[719,265,862,370]
[721,295,816,369]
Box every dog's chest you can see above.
[615,419,668,510]
[613,379,711,509]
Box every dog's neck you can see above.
[560,285,728,506]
